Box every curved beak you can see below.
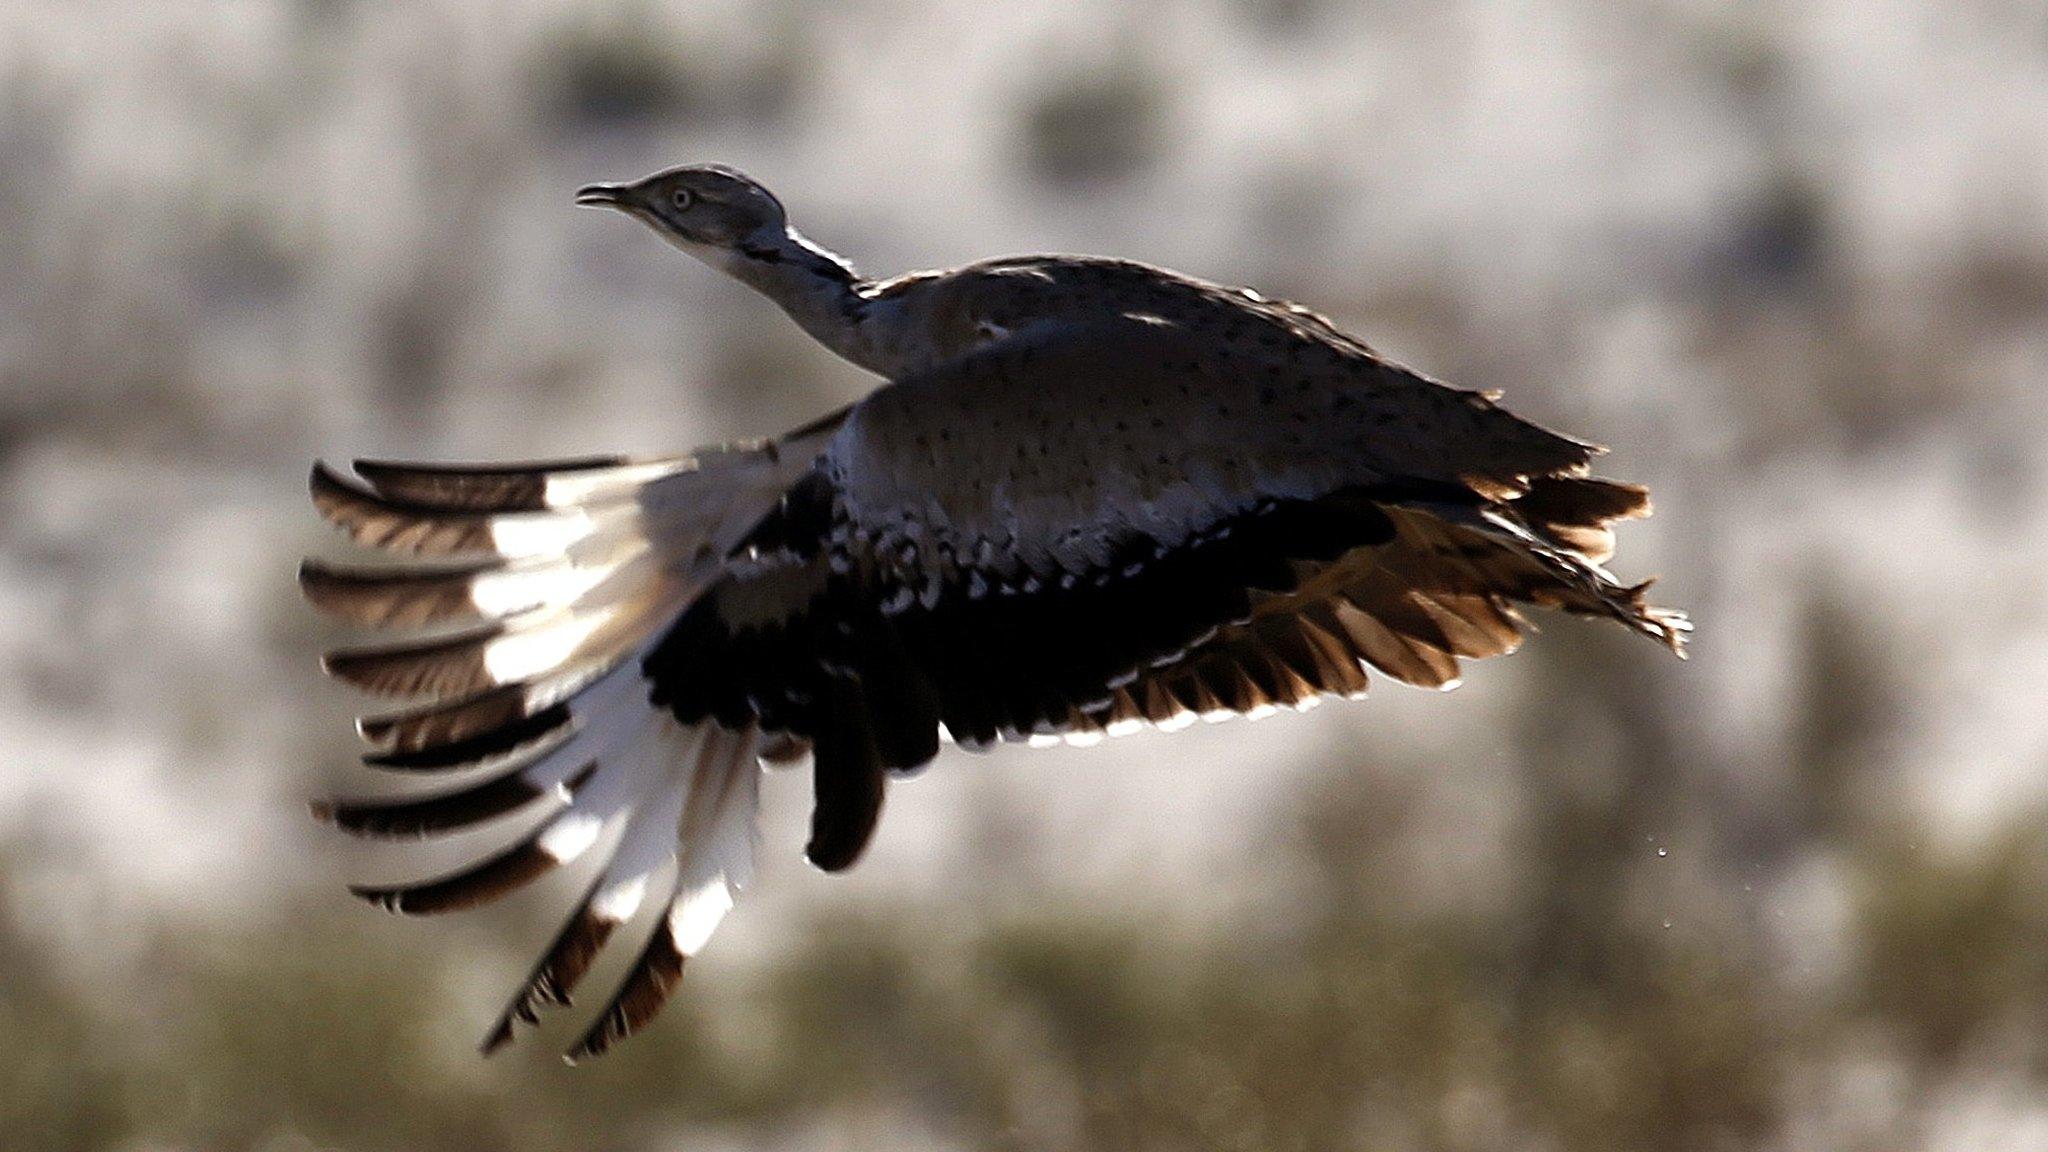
[574,182,628,209]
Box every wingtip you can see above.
[1620,577,1692,658]
[1661,613,1693,659]
[561,1022,612,1065]
[479,1019,517,1058]
[297,557,354,617]
[308,460,384,543]
[480,993,549,1058]
[309,458,356,496]
[560,1014,626,1064]
[346,883,403,913]
[559,926,688,1062]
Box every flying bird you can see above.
[303,164,1689,1061]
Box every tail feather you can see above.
[1510,475,1652,564]
[1409,503,1689,653]
[1030,488,1685,743]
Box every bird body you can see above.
[304,164,1687,1060]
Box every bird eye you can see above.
[671,189,694,210]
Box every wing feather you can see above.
[353,455,689,511]
[310,420,841,1058]
[311,462,624,558]
[562,723,762,1062]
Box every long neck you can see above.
[717,227,883,373]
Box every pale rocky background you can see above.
[3,2,2047,1149]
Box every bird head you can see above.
[575,164,788,258]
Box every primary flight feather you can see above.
[304,163,1688,1060]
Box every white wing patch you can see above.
[308,422,841,1060]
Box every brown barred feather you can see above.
[481,880,623,1056]
[1136,677,1191,723]
[300,556,510,628]
[322,620,512,700]
[1509,475,1650,563]
[314,761,597,839]
[1332,599,1462,689]
[310,462,507,555]
[356,681,571,760]
[354,455,652,510]
[1408,591,1524,660]
[348,827,564,915]
[563,912,688,1064]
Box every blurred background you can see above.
[3,1,2046,1149]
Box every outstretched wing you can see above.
[644,314,1686,875]
[307,310,1684,1059]
[305,419,839,1061]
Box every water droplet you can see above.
[1662,920,1672,930]
[1656,847,1668,858]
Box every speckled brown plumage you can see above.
[304,163,1688,1061]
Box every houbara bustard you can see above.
[304,164,1689,1061]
